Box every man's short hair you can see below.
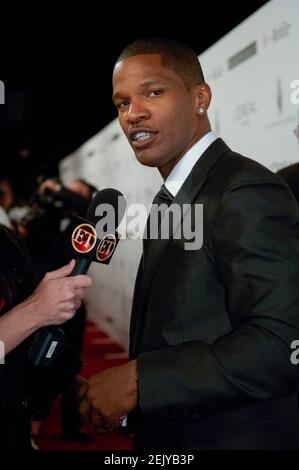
[115,37,205,90]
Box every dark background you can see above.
[0,1,269,199]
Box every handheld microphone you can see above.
[70,188,127,275]
[27,188,127,367]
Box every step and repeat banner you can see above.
[59,0,299,348]
[200,0,299,173]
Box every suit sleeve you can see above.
[137,178,299,416]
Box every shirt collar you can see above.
[165,131,218,197]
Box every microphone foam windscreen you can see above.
[87,188,127,229]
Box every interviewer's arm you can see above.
[0,259,92,357]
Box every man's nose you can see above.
[125,100,149,124]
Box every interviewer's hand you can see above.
[28,259,92,328]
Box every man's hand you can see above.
[65,375,89,407]
[79,360,138,432]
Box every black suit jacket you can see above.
[277,162,299,203]
[129,139,299,449]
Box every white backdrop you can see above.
[59,0,299,349]
[201,0,299,172]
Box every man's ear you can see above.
[194,83,212,113]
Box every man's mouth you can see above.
[129,129,158,148]
[134,132,152,142]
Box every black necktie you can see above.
[143,184,174,259]
[152,184,174,206]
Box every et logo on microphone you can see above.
[72,223,97,254]
[96,234,117,262]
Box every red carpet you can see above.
[36,322,133,450]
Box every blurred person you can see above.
[0,177,14,229]
[79,38,299,450]
[0,177,14,212]
[0,206,13,229]
[38,178,97,219]
[22,178,96,271]
[0,223,91,449]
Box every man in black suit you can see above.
[79,38,299,449]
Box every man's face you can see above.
[112,54,201,178]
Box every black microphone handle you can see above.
[28,256,93,367]
[70,257,93,276]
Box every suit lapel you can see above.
[130,138,231,355]
[129,257,143,357]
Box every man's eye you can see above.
[149,89,163,97]
[116,101,129,109]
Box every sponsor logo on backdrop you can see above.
[233,101,257,126]
[262,21,291,47]
[206,65,225,82]
[276,78,283,115]
[265,80,298,131]
[228,42,257,70]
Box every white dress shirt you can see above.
[165,131,218,197]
